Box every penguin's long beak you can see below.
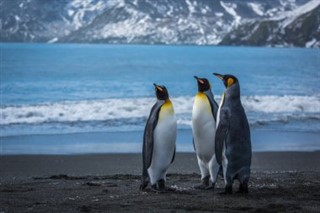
[194,76,204,84]
[213,73,224,80]
[153,83,163,92]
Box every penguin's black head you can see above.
[194,76,211,92]
[153,83,169,100]
[213,73,238,88]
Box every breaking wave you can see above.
[1,95,319,136]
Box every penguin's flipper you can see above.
[171,146,176,164]
[141,101,164,184]
[215,108,230,165]
[192,138,196,151]
[204,90,219,121]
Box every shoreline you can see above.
[1,152,320,182]
[1,129,320,155]
[1,152,320,212]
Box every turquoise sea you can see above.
[1,43,319,154]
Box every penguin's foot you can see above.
[219,185,232,195]
[149,181,168,193]
[157,179,167,192]
[205,183,215,190]
[194,184,208,190]
[194,176,210,190]
[195,182,215,190]
[158,179,165,189]
[139,181,148,191]
[150,188,168,193]
[150,184,159,192]
[237,183,249,194]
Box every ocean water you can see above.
[1,43,319,154]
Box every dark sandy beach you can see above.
[1,152,320,212]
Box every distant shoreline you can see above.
[1,42,319,49]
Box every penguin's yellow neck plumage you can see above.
[194,92,211,113]
[196,92,206,98]
[158,99,174,121]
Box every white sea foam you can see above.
[1,98,153,125]
[1,95,319,127]
[242,95,320,113]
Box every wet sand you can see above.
[1,152,320,212]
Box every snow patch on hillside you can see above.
[271,0,320,28]
[220,1,241,26]
[248,2,264,16]
[67,0,108,30]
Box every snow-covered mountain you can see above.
[0,0,108,42]
[1,0,319,47]
[220,0,320,47]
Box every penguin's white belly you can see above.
[192,93,216,163]
[148,108,177,183]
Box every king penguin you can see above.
[192,76,220,189]
[140,84,177,191]
[213,73,252,194]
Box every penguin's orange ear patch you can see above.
[227,78,234,87]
